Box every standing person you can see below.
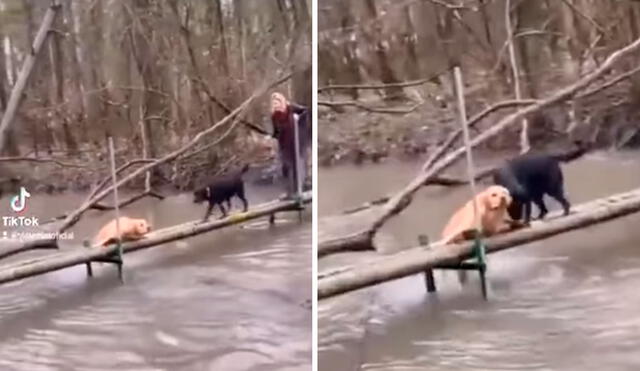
[270,92,310,199]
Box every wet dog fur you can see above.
[93,216,152,247]
[492,141,589,223]
[193,164,250,222]
[441,185,514,244]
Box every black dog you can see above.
[193,164,250,222]
[493,141,589,223]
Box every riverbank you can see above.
[319,76,640,167]
[0,133,290,197]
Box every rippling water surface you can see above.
[319,151,640,370]
[0,184,311,371]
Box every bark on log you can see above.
[0,192,311,284]
[318,230,374,257]
[0,2,61,154]
[318,188,640,299]
[0,238,58,260]
[321,36,640,254]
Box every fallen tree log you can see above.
[320,36,640,255]
[0,191,311,284]
[0,238,58,260]
[318,230,375,257]
[318,188,640,299]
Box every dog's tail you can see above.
[552,140,590,162]
[240,163,250,174]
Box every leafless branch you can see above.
[318,100,423,114]
[0,156,87,168]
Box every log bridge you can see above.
[0,192,311,285]
[318,187,640,300]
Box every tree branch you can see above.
[0,156,87,168]
[318,100,423,114]
[317,67,451,92]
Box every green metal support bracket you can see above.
[472,236,488,300]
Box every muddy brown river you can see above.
[0,184,311,371]
[319,151,640,370]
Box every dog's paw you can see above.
[460,229,481,240]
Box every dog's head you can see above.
[482,185,512,211]
[193,188,208,204]
[133,219,151,235]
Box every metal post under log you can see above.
[418,234,436,293]
[293,112,304,222]
[109,137,124,282]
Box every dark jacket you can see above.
[271,103,310,160]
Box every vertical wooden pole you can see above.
[454,67,488,299]
[453,67,479,229]
[108,137,124,283]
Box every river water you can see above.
[0,184,311,371]
[319,151,640,371]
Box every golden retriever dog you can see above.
[93,216,152,247]
[441,185,514,244]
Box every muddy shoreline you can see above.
[319,80,640,167]
[0,155,286,199]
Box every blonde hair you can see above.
[270,92,289,113]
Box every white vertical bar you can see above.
[293,112,302,198]
[453,67,480,232]
[108,137,122,258]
